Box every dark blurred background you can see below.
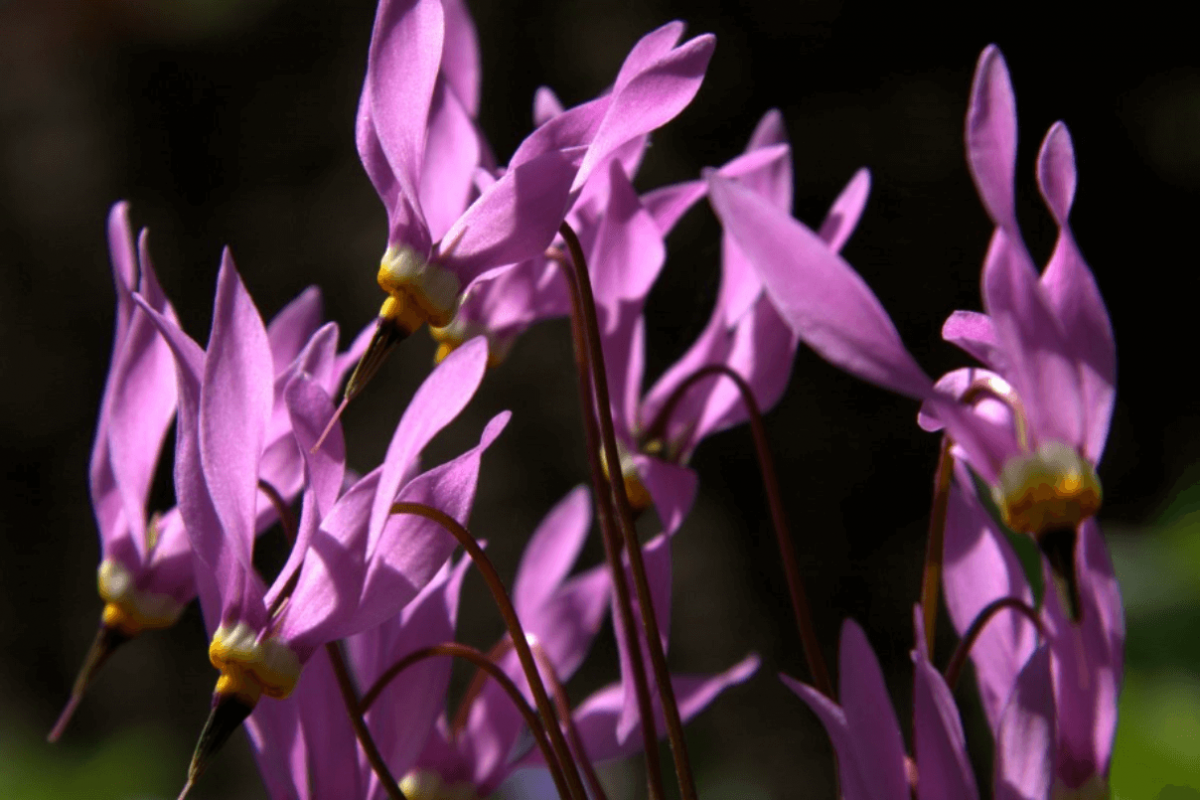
[1,1,1196,798]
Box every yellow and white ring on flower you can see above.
[97,559,184,636]
[208,622,301,703]
[993,441,1102,537]
[378,245,461,330]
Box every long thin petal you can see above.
[782,673,874,800]
[200,252,275,582]
[513,486,593,617]
[367,336,489,553]
[1036,123,1116,464]
[993,645,1056,800]
[966,46,1019,233]
[708,173,935,400]
[840,619,910,800]
[912,634,980,800]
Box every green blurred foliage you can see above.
[1110,476,1200,799]
[0,726,176,800]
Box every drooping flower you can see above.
[784,610,1056,800]
[707,45,1123,796]
[347,0,715,398]
[138,255,505,795]
[51,203,367,742]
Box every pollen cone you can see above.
[1039,526,1083,623]
[177,691,256,800]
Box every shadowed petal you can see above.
[513,486,593,618]
[993,645,1055,800]
[912,610,979,800]
[840,619,910,800]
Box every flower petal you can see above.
[1036,123,1116,464]
[839,619,910,800]
[966,46,1019,233]
[368,335,489,553]
[912,618,980,800]
[513,486,593,618]
[993,645,1055,800]
[708,172,935,400]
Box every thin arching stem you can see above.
[920,437,955,655]
[450,638,513,735]
[531,641,610,800]
[388,502,589,800]
[559,222,697,800]
[553,248,665,800]
[257,479,297,544]
[942,596,1045,691]
[324,641,408,800]
[358,642,573,800]
[642,363,833,698]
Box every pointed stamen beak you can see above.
[179,690,256,799]
[342,315,409,404]
[1040,526,1083,623]
[48,624,130,742]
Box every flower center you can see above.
[599,439,654,513]
[377,245,461,332]
[208,622,301,704]
[97,559,184,636]
[398,769,480,800]
[993,441,1102,538]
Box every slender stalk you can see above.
[451,638,514,735]
[642,363,833,698]
[389,502,589,800]
[256,479,296,544]
[554,248,665,800]
[942,596,1045,691]
[921,437,955,655]
[324,641,407,800]
[358,642,573,800]
[531,641,610,800]
[559,222,697,800]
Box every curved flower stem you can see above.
[450,638,514,735]
[531,641,610,800]
[388,502,589,800]
[358,642,574,800]
[256,479,297,544]
[641,363,833,698]
[324,641,408,800]
[552,249,665,800]
[920,437,955,655]
[559,222,697,800]
[942,596,1045,691]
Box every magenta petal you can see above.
[244,693,305,800]
[839,620,910,800]
[366,0,444,219]
[966,46,1019,233]
[200,252,275,579]
[780,674,874,800]
[817,168,871,253]
[532,86,563,127]
[634,453,698,536]
[942,309,1002,370]
[105,297,178,561]
[708,173,935,400]
[993,645,1055,800]
[912,633,980,800]
[1036,124,1116,464]
[573,32,715,194]
[571,654,758,766]
[589,162,666,308]
[439,0,480,116]
[439,148,579,286]
[284,374,345,517]
[981,230,1085,448]
[532,565,610,681]
[267,286,324,373]
[297,649,362,799]
[941,476,1037,730]
[368,336,488,552]
[513,486,593,618]
[355,411,509,638]
[420,79,482,242]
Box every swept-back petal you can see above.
[267,286,324,374]
[439,0,480,116]
[589,162,666,308]
[981,230,1084,448]
[367,336,489,552]
[420,79,482,242]
[708,173,934,400]
[912,637,980,800]
[840,619,910,800]
[966,46,1019,233]
[781,673,874,800]
[816,168,871,253]
[200,253,275,579]
[513,486,593,617]
[1036,123,1116,463]
[993,645,1055,800]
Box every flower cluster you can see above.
[54,2,1122,799]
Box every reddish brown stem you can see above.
[358,642,573,800]
[324,641,407,800]
[642,363,833,698]
[555,248,665,800]
[942,596,1045,691]
[388,502,588,800]
[531,641,610,800]
[921,437,955,656]
[559,222,697,800]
